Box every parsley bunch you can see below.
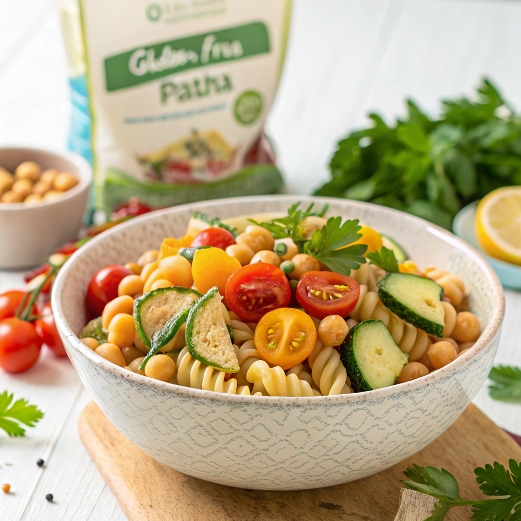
[0,391,44,437]
[316,79,521,229]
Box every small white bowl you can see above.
[453,202,521,290]
[53,196,504,490]
[0,147,92,269]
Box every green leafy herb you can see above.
[402,460,521,520]
[0,391,44,437]
[316,79,521,229]
[488,365,521,404]
[193,212,238,237]
[366,246,400,273]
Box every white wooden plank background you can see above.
[1,0,521,519]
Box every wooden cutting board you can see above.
[79,402,521,521]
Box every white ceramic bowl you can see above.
[52,196,504,490]
[0,146,92,269]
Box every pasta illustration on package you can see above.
[60,0,291,216]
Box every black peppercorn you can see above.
[45,493,53,502]
[36,459,44,467]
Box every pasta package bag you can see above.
[60,0,291,216]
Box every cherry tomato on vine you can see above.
[35,303,67,357]
[0,318,42,373]
[0,290,27,320]
[296,271,360,320]
[86,265,132,317]
[225,263,291,322]
[191,227,235,250]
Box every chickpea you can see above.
[274,238,298,261]
[11,179,33,198]
[245,225,275,251]
[81,337,99,350]
[1,191,24,203]
[134,331,149,354]
[144,354,176,382]
[0,170,14,193]
[451,312,480,343]
[143,268,164,294]
[24,193,43,205]
[396,362,430,384]
[289,254,320,280]
[318,315,349,346]
[459,341,474,351]
[236,232,265,253]
[125,262,142,275]
[250,250,281,266]
[121,346,144,365]
[40,169,58,184]
[159,255,193,287]
[151,279,174,290]
[225,244,255,265]
[107,313,136,348]
[140,261,159,282]
[43,190,63,201]
[428,341,458,370]
[138,249,159,266]
[95,343,126,367]
[118,275,144,297]
[127,356,146,375]
[300,216,327,239]
[53,172,78,192]
[15,161,41,182]
[101,295,134,329]
[440,337,459,353]
[32,180,51,196]
[457,348,470,358]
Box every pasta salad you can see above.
[79,204,481,397]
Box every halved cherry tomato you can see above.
[86,264,132,317]
[225,263,291,322]
[254,308,317,370]
[191,227,236,250]
[0,318,41,373]
[35,302,67,357]
[192,247,241,296]
[296,271,360,320]
[0,290,27,320]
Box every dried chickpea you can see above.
[43,190,63,201]
[53,172,78,192]
[225,244,255,265]
[428,341,458,370]
[81,337,99,350]
[40,169,58,184]
[250,250,281,266]
[32,180,51,196]
[144,354,176,382]
[151,279,174,290]
[134,331,149,354]
[1,191,24,203]
[138,249,159,266]
[236,232,265,253]
[15,161,41,182]
[24,193,43,205]
[274,238,298,261]
[107,313,136,348]
[245,224,275,250]
[125,262,142,275]
[12,178,33,198]
[95,343,126,367]
[289,254,320,280]
[396,362,430,384]
[159,255,193,287]
[121,346,144,365]
[451,312,480,343]
[101,295,134,329]
[118,275,144,297]
[318,315,349,346]
[127,356,146,375]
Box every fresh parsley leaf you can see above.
[367,246,400,273]
[403,465,462,501]
[488,365,521,404]
[0,391,44,437]
[193,212,238,237]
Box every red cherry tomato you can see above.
[225,263,291,322]
[85,265,132,317]
[296,271,360,320]
[191,228,236,250]
[0,318,41,373]
[0,290,27,320]
[111,197,152,220]
[35,303,67,357]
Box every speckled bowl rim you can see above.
[52,195,505,406]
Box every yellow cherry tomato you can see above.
[254,308,317,370]
[350,225,383,254]
[192,247,241,295]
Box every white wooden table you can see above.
[1,0,521,519]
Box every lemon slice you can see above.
[475,186,521,266]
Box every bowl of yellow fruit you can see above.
[453,186,521,290]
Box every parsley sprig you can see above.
[402,460,521,520]
[489,366,521,404]
[0,391,44,437]
[193,212,238,237]
[366,246,400,273]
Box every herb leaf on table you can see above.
[0,391,44,437]
[488,365,521,404]
[367,246,400,273]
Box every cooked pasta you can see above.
[235,340,267,393]
[230,320,254,344]
[307,340,352,395]
[424,267,466,307]
[350,262,382,292]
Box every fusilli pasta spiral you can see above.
[230,320,254,344]
[350,263,383,292]
[307,340,352,395]
[235,340,267,393]
[424,267,465,306]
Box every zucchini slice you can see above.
[381,234,408,263]
[340,320,408,392]
[134,287,202,347]
[79,317,108,344]
[185,287,240,373]
[377,273,445,337]
[178,246,210,264]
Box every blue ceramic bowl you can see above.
[453,202,521,290]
